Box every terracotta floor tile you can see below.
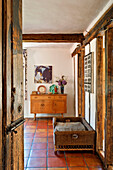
[32,143,47,150]
[84,157,103,167]
[24,149,30,157]
[24,158,28,167]
[48,168,67,170]
[24,143,32,149]
[48,122,53,125]
[37,125,47,129]
[35,132,47,138]
[48,138,53,143]
[24,129,36,133]
[26,126,36,129]
[26,168,46,170]
[89,168,104,170]
[30,149,47,158]
[48,157,67,168]
[48,129,53,133]
[27,122,37,126]
[33,138,47,143]
[82,153,98,158]
[65,151,83,157]
[36,129,47,132]
[24,138,33,144]
[69,167,88,170]
[48,142,54,149]
[66,157,86,167]
[27,158,46,168]
[48,125,53,129]
[24,133,35,138]
[48,132,53,138]
[48,149,64,158]
[38,122,48,125]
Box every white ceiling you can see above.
[23,42,77,49]
[23,0,109,34]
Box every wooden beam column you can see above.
[105,27,113,168]
[78,53,82,116]
[81,49,85,118]
[78,49,85,117]
[0,0,2,168]
[96,36,103,152]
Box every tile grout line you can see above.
[82,153,89,170]
[64,151,69,170]
[25,119,39,169]
[46,119,49,170]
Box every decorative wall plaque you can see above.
[84,52,94,93]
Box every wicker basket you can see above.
[53,117,96,153]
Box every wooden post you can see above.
[73,57,76,116]
[96,36,103,152]
[0,0,2,168]
[78,53,82,116]
[105,27,113,167]
[81,49,85,118]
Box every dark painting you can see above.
[34,65,52,83]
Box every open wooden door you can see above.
[1,0,24,169]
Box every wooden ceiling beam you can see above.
[22,33,84,43]
[83,5,113,46]
[72,5,113,57]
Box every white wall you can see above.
[75,54,78,117]
[85,39,97,130]
[24,47,74,118]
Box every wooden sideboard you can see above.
[30,94,67,120]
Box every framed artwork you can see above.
[34,65,52,83]
[84,52,94,93]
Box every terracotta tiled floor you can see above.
[24,118,105,170]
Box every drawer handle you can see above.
[72,134,78,139]
[48,97,51,99]
[34,97,37,99]
[41,104,45,106]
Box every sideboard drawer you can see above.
[30,94,67,120]
[31,95,55,100]
[55,96,66,100]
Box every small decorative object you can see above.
[34,65,52,83]
[38,85,46,94]
[32,91,37,94]
[56,75,67,94]
[49,84,58,94]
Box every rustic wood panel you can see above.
[23,33,84,43]
[0,0,2,168]
[81,49,85,117]
[2,0,8,168]
[105,27,113,167]
[11,0,24,169]
[96,36,103,152]
[6,0,12,169]
[1,0,24,169]
[78,53,82,116]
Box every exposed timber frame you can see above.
[71,4,113,169]
[22,33,84,43]
[72,5,113,57]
